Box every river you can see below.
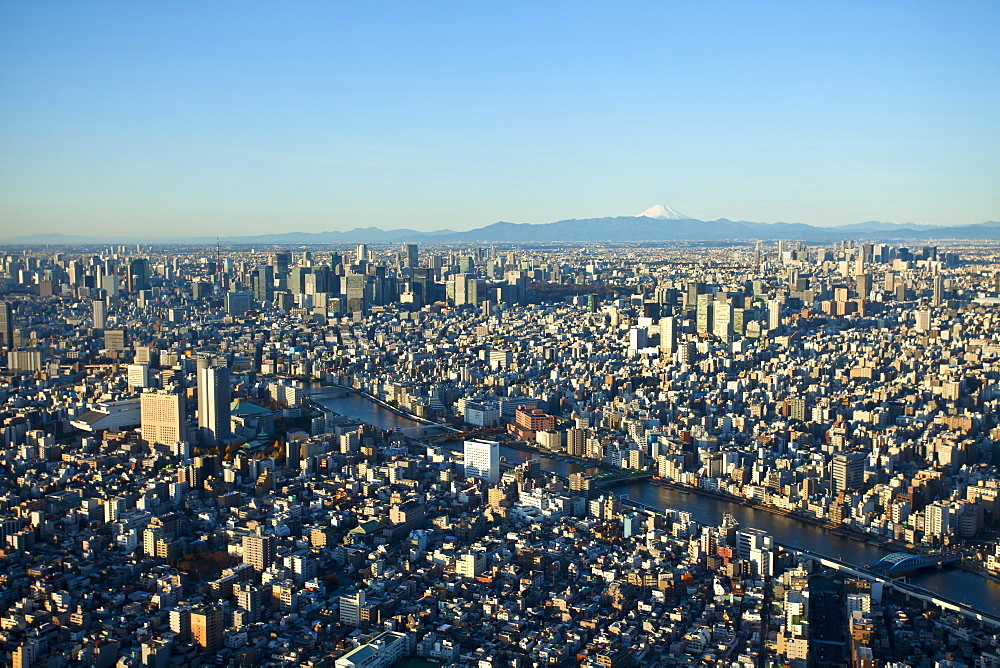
[313,392,1000,614]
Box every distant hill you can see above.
[4,207,999,244]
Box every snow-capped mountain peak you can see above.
[636,204,688,220]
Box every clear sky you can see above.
[1,1,998,237]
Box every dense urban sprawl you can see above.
[2,240,1000,667]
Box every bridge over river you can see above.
[868,551,968,577]
[309,390,1000,617]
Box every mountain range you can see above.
[5,207,1000,245]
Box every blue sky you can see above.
[1,1,997,237]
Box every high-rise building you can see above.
[712,301,733,339]
[696,293,712,333]
[356,244,368,263]
[0,301,12,348]
[464,439,500,484]
[234,582,266,623]
[932,274,945,307]
[101,273,119,297]
[141,390,186,447]
[104,329,128,351]
[224,291,253,315]
[127,363,151,389]
[658,316,676,355]
[915,309,931,333]
[340,590,366,627]
[832,451,866,494]
[403,244,418,268]
[273,251,292,275]
[345,274,369,314]
[91,300,106,330]
[242,533,276,571]
[190,604,223,653]
[128,258,151,292]
[197,359,231,446]
[251,265,275,303]
[925,502,950,540]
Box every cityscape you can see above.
[1,237,1000,667]
[3,1,999,666]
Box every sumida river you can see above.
[313,392,1000,614]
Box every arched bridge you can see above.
[868,551,966,577]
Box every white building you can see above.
[334,631,407,668]
[464,439,500,484]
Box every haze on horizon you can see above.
[1,1,997,239]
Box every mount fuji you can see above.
[635,204,690,220]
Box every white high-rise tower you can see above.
[197,357,231,446]
[464,439,500,484]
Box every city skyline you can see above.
[2,1,998,238]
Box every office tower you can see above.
[101,273,119,297]
[141,390,186,447]
[685,281,705,308]
[197,360,231,446]
[128,258,151,292]
[308,265,331,294]
[340,590,366,627]
[628,327,648,351]
[464,439,500,484]
[403,244,418,268]
[242,533,276,571]
[224,291,253,315]
[91,300,106,330]
[712,301,733,339]
[832,451,866,493]
[915,309,931,333]
[345,274,369,314]
[251,265,274,303]
[356,244,368,263]
[766,298,783,331]
[696,293,712,334]
[288,266,309,295]
[855,273,871,299]
[127,363,151,389]
[190,604,223,653]
[7,350,42,372]
[454,275,479,306]
[104,329,128,351]
[270,251,290,278]
[932,274,944,307]
[0,301,12,348]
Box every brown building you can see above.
[191,604,223,653]
[140,390,186,446]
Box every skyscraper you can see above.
[0,301,12,349]
[128,258,151,292]
[932,274,945,307]
[832,451,866,494]
[658,316,676,355]
[141,390,186,447]
[91,300,106,330]
[464,439,500,484]
[402,244,418,268]
[251,264,275,303]
[197,359,231,446]
[356,244,368,263]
